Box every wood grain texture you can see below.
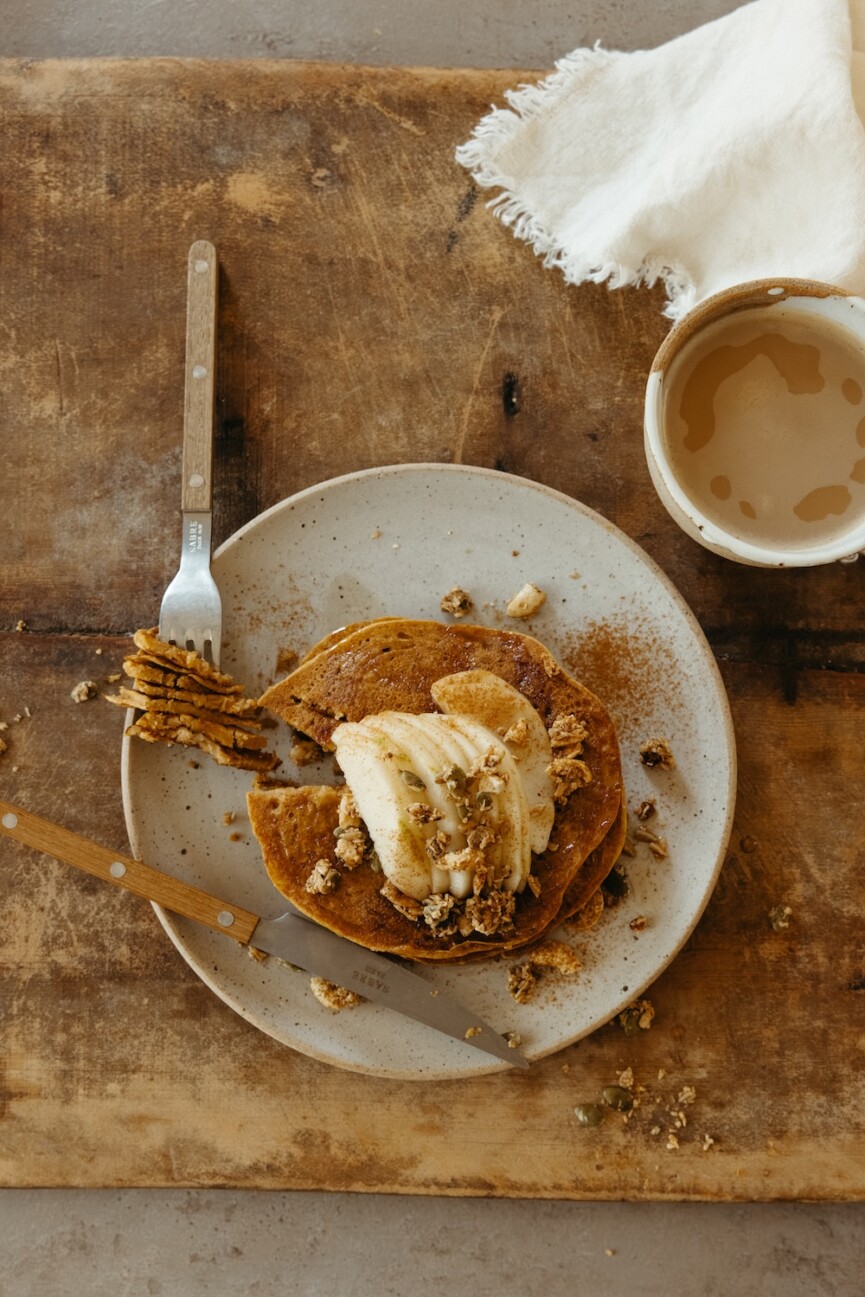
[0,800,260,943]
[0,60,863,1198]
[181,240,218,513]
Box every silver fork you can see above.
[159,240,222,668]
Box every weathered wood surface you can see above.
[0,59,863,1197]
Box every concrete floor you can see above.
[2,2,863,1294]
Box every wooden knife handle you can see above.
[181,239,218,514]
[0,800,259,944]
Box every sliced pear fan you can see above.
[430,669,555,854]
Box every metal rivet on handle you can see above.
[2,812,18,829]
[188,473,205,489]
[217,910,235,928]
[109,861,127,878]
[192,364,207,379]
[194,259,210,273]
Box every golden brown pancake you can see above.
[107,628,280,772]
[249,619,623,961]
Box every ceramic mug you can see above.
[644,277,865,566]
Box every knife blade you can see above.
[0,800,529,1069]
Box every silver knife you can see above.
[0,800,528,1069]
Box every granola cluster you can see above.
[507,939,583,1003]
[362,709,595,944]
[302,788,374,895]
[547,712,592,804]
[376,743,532,940]
[440,586,474,618]
[639,737,676,770]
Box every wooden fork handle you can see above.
[0,800,259,944]
[181,240,218,514]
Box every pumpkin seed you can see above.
[574,1103,605,1127]
[443,764,467,793]
[602,1085,633,1112]
[400,769,425,790]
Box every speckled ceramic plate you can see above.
[121,464,736,1079]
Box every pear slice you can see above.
[412,710,510,892]
[441,712,531,893]
[430,669,555,855]
[367,712,470,897]
[332,721,433,901]
[411,712,506,898]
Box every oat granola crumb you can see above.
[648,838,669,861]
[666,1132,680,1150]
[503,1031,522,1050]
[507,961,538,1004]
[526,939,582,976]
[440,586,474,618]
[464,1026,482,1040]
[228,831,243,842]
[407,801,444,824]
[547,754,592,803]
[618,1067,634,1089]
[223,811,236,826]
[769,903,793,931]
[71,680,98,703]
[422,892,457,933]
[629,915,648,932]
[337,788,362,828]
[618,998,655,1034]
[380,879,424,921]
[639,737,676,770]
[370,528,382,539]
[503,717,529,746]
[465,889,515,936]
[702,1133,715,1151]
[291,737,324,767]
[506,582,547,618]
[305,859,340,895]
[15,619,26,632]
[334,825,367,868]
[248,945,269,963]
[548,714,588,751]
[635,798,657,820]
[309,977,362,1011]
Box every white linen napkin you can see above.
[456,0,865,319]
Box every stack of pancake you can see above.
[247,619,624,962]
[107,628,279,772]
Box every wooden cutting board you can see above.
[1,59,863,1198]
